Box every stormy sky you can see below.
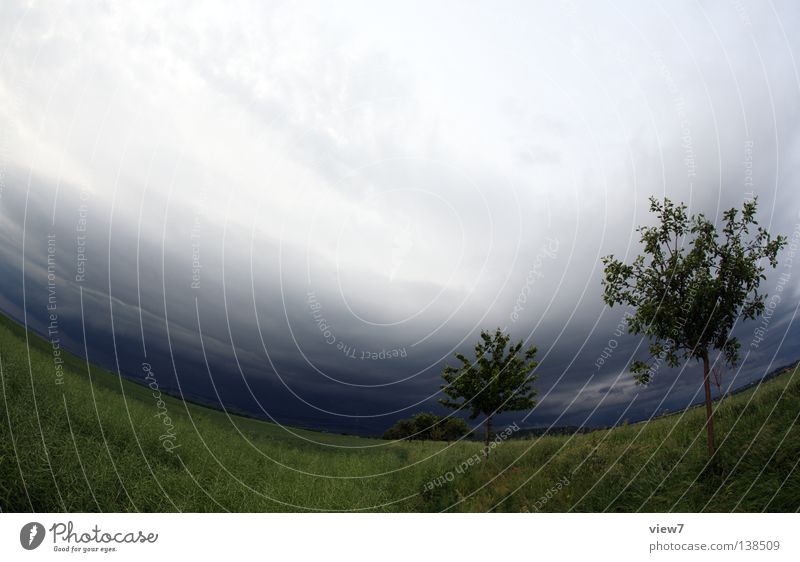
[1,1,799,435]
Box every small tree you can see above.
[440,328,538,457]
[381,418,416,441]
[602,197,785,455]
[382,413,470,441]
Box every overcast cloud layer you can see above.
[1,1,799,434]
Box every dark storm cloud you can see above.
[0,1,799,435]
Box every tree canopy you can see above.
[602,196,786,453]
[440,328,538,455]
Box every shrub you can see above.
[382,412,470,441]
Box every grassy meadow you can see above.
[1,312,798,512]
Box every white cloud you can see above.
[1,0,798,357]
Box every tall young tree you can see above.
[440,328,537,457]
[602,197,786,455]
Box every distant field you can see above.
[1,312,798,512]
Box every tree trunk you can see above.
[702,351,716,455]
[484,415,492,458]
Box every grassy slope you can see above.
[1,312,798,512]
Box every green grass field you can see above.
[1,312,798,512]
